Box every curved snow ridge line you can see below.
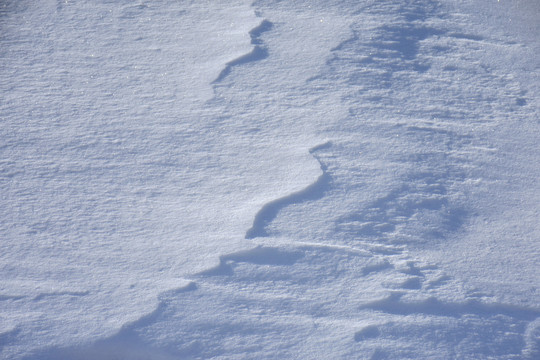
[245,142,331,239]
[358,292,540,320]
[196,246,304,276]
[212,19,273,84]
[31,281,198,360]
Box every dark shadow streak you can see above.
[212,19,273,83]
[197,246,304,276]
[359,292,540,320]
[246,144,331,239]
[245,170,329,239]
[22,283,197,360]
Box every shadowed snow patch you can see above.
[198,246,303,276]
[359,292,540,320]
[354,325,380,341]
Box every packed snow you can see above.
[1,0,539,359]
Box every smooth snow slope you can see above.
[1,0,539,359]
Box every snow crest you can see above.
[245,142,330,239]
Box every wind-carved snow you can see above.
[1,1,345,358]
[213,19,273,83]
[1,0,539,359]
[158,1,538,358]
[245,142,330,239]
[0,1,272,359]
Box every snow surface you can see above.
[1,0,539,359]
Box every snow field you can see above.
[1,0,539,359]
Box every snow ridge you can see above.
[212,19,273,83]
[245,142,330,239]
[2,0,539,358]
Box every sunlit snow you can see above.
[1,0,539,359]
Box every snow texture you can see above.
[1,0,539,359]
